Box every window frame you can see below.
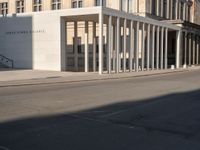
[33,0,42,12]
[71,0,83,8]
[16,0,25,13]
[52,0,61,10]
[0,2,8,16]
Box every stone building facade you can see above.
[0,0,199,74]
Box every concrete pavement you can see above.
[0,67,196,87]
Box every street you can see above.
[0,70,200,150]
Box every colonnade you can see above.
[66,14,180,74]
[183,31,200,66]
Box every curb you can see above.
[0,69,189,88]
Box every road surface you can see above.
[0,70,200,150]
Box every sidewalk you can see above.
[0,67,198,87]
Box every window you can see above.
[16,0,25,13]
[0,2,8,16]
[163,0,167,18]
[95,0,100,6]
[188,5,191,21]
[78,1,82,7]
[33,0,42,12]
[152,0,156,15]
[77,37,83,53]
[72,1,77,8]
[52,0,61,10]
[121,0,133,13]
[121,0,127,12]
[128,0,133,13]
[95,0,106,6]
[172,0,176,19]
[72,0,83,8]
[180,2,184,20]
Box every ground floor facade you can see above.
[0,7,199,74]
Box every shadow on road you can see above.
[1,89,200,150]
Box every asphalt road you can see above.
[0,70,200,150]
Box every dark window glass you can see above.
[72,1,77,8]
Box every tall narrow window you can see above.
[180,2,184,20]
[95,0,106,6]
[172,0,176,19]
[128,0,133,13]
[0,2,8,16]
[152,0,156,15]
[78,1,82,7]
[72,0,83,8]
[33,0,42,12]
[163,0,167,18]
[121,0,133,13]
[95,0,100,6]
[16,0,25,13]
[188,5,191,21]
[121,0,128,12]
[52,0,61,10]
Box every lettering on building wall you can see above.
[5,29,46,35]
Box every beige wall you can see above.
[0,0,98,13]
[0,0,199,25]
[192,0,200,25]
[0,0,141,14]
[139,0,146,14]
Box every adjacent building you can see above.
[0,0,199,74]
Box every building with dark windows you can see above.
[0,0,199,74]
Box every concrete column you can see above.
[108,15,112,74]
[93,22,96,72]
[111,25,116,71]
[141,23,145,71]
[129,20,134,72]
[165,28,168,69]
[189,33,192,66]
[197,36,200,65]
[156,26,160,70]
[176,30,182,69]
[160,27,164,69]
[74,21,78,71]
[196,35,199,65]
[99,13,103,74]
[193,34,196,65]
[147,24,150,71]
[116,17,120,73]
[135,21,139,72]
[113,26,116,72]
[184,31,187,66]
[152,25,155,70]
[85,21,89,72]
[111,25,113,72]
[123,19,127,72]
[61,19,67,71]
[106,22,109,72]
